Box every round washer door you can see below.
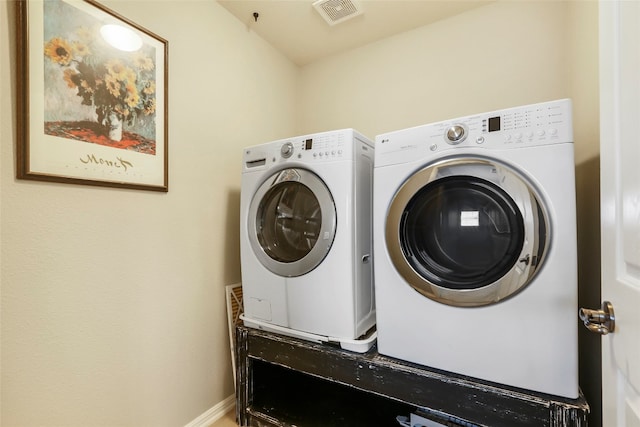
[386,157,549,307]
[248,168,336,277]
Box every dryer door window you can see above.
[249,168,336,277]
[400,176,525,290]
[386,158,548,307]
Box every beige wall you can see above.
[1,0,602,426]
[567,2,601,426]
[297,1,579,139]
[296,1,601,425]
[0,0,297,426]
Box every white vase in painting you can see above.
[104,110,123,142]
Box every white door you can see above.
[598,1,640,425]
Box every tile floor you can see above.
[211,409,238,427]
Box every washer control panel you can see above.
[244,129,373,170]
[280,142,294,158]
[273,133,349,162]
[296,132,347,160]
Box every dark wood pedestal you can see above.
[235,325,589,427]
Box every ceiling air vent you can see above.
[312,0,363,26]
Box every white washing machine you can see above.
[373,99,578,398]
[240,129,376,352]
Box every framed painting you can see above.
[16,0,168,192]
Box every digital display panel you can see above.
[305,139,313,149]
[488,116,501,132]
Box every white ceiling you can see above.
[217,0,492,66]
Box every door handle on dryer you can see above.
[579,301,615,335]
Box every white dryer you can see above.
[240,129,376,352]
[373,99,578,398]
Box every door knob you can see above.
[579,301,615,335]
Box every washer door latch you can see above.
[579,301,615,335]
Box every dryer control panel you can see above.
[433,99,573,150]
[375,99,573,167]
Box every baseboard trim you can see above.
[185,394,235,427]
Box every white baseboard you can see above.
[184,394,235,427]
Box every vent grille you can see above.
[313,0,363,26]
[225,283,243,389]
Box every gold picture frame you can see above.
[16,0,169,192]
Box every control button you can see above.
[505,134,512,142]
[319,152,324,157]
[550,128,558,136]
[537,130,546,137]
[445,125,466,144]
[527,132,534,139]
[476,136,485,144]
[430,144,438,151]
[280,142,294,158]
[313,153,317,158]
[515,133,523,140]
[338,150,343,155]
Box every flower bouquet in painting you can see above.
[43,0,157,155]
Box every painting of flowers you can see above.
[43,0,157,154]
[16,0,168,191]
